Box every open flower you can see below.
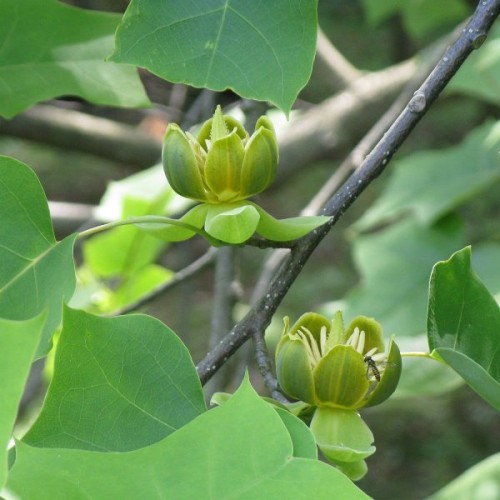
[162,105,278,203]
[151,106,329,245]
[275,312,401,409]
[275,311,401,480]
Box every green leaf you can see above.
[0,0,149,118]
[111,0,318,115]
[401,0,468,40]
[23,307,206,451]
[8,378,368,499]
[0,315,44,490]
[356,121,500,230]
[273,407,318,460]
[427,453,500,500]
[0,156,76,358]
[254,204,330,241]
[84,195,170,278]
[205,203,260,244]
[428,247,500,410]
[344,216,466,336]
[361,0,401,25]
[448,26,500,105]
[361,0,468,39]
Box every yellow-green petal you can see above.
[198,107,247,149]
[313,345,369,409]
[162,124,208,201]
[275,335,316,404]
[346,316,385,353]
[204,130,245,202]
[362,337,402,408]
[310,407,375,466]
[240,126,278,198]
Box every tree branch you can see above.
[0,105,162,167]
[314,27,362,92]
[108,248,216,316]
[197,0,500,384]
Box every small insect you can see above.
[364,355,381,382]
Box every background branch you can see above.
[197,0,500,385]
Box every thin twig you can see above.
[197,0,500,384]
[253,329,290,404]
[108,248,216,316]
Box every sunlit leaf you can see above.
[428,247,500,410]
[0,156,76,358]
[0,315,44,490]
[0,0,149,118]
[8,377,368,499]
[111,0,317,114]
[23,307,206,451]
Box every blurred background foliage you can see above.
[2,0,499,498]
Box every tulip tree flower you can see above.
[149,106,329,245]
[275,311,402,480]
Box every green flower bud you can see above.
[275,312,402,410]
[162,106,278,203]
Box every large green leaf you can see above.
[0,156,76,358]
[7,378,368,499]
[356,121,500,230]
[23,307,206,451]
[111,0,317,114]
[343,216,466,337]
[428,247,500,410]
[0,315,44,490]
[0,0,149,118]
[428,453,500,500]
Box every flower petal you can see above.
[275,332,316,404]
[162,124,208,201]
[239,126,278,198]
[204,202,260,244]
[204,130,245,202]
[313,345,369,409]
[362,337,402,408]
[310,407,375,467]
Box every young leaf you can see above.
[0,0,149,118]
[8,377,368,499]
[0,156,76,358]
[0,315,44,490]
[23,307,206,451]
[428,247,500,410]
[111,0,318,115]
